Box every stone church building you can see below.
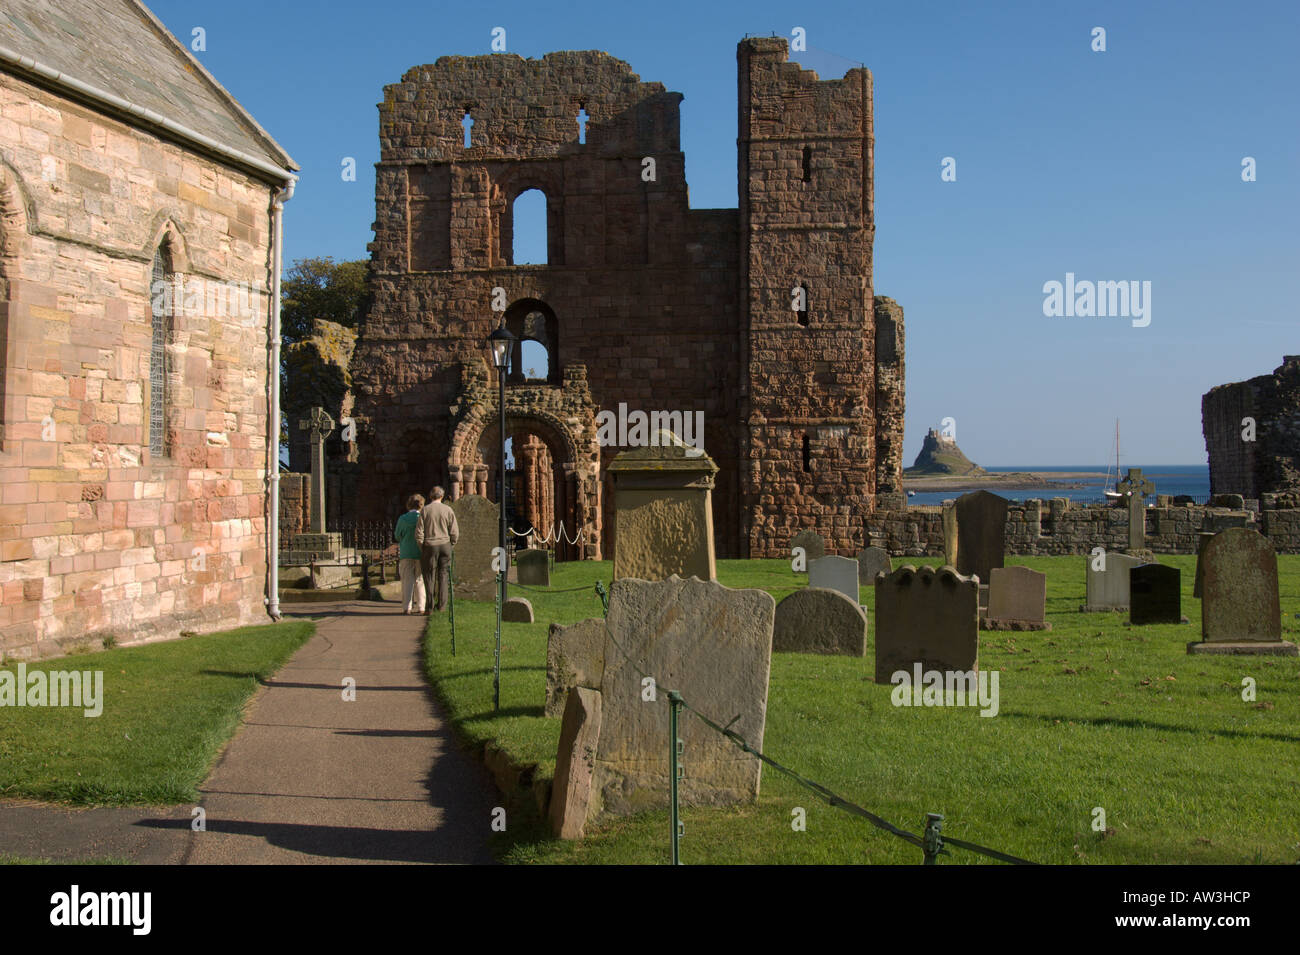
[350,38,906,560]
[0,0,296,659]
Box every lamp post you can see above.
[487,322,514,712]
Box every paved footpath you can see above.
[0,601,499,865]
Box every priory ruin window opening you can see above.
[797,283,810,327]
[802,146,813,182]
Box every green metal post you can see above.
[493,570,502,711]
[668,690,684,865]
[923,812,944,865]
[448,551,456,656]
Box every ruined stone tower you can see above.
[348,37,905,559]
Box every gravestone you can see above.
[874,565,980,684]
[1192,532,1215,598]
[502,597,534,623]
[857,546,892,583]
[1129,564,1183,625]
[517,548,550,587]
[545,618,606,717]
[589,576,774,822]
[281,405,352,563]
[790,529,826,563]
[449,494,500,601]
[1082,552,1141,612]
[941,503,958,566]
[608,433,718,581]
[1116,468,1156,552]
[953,490,1007,584]
[984,566,1049,630]
[773,588,867,656]
[549,686,603,839]
[808,555,860,605]
[309,562,350,590]
[1188,528,1297,655]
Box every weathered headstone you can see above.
[449,494,499,601]
[589,576,774,821]
[941,503,958,566]
[790,529,826,563]
[1192,532,1215,598]
[517,548,550,587]
[608,433,718,581]
[773,588,867,656]
[502,596,534,623]
[953,490,1007,584]
[1082,552,1141,612]
[1116,468,1156,552]
[857,546,892,583]
[549,686,602,839]
[874,565,980,684]
[1188,528,1297,655]
[545,618,607,717]
[984,566,1049,630]
[808,555,860,605]
[1129,564,1182,625]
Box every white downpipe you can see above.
[266,178,295,620]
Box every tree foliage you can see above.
[280,257,368,346]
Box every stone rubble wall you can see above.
[867,499,1300,557]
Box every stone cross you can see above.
[1116,467,1156,551]
[298,405,335,534]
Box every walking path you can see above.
[0,601,498,865]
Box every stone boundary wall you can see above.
[868,499,1300,557]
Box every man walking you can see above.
[415,486,458,613]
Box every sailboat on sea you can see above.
[1102,419,1123,501]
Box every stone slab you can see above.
[549,686,603,840]
[857,546,892,583]
[502,597,534,623]
[984,566,1049,630]
[874,565,980,683]
[1129,564,1182,625]
[954,490,1007,584]
[450,494,500,601]
[808,555,859,604]
[590,576,774,821]
[773,587,867,656]
[517,549,550,587]
[790,529,826,562]
[1082,552,1142,612]
[309,563,351,590]
[545,618,606,718]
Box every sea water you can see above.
[904,464,1210,508]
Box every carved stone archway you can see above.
[447,359,601,559]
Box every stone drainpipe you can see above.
[267,178,296,621]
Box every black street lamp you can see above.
[487,321,514,712]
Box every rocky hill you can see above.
[905,428,986,476]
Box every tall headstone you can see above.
[790,529,826,563]
[546,618,606,717]
[941,502,958,566]
[1188,528,1297,655]
[1192,531,1215,599]
[449,494,500,601]
[284,405,348,562]
[1116,468,1156,553]
[1082,552,1141,612]
[857,546,892,583]
[1129,564,1182,625]
[953,490,1007,584]
[549,686,603,839]
[808,555,860,604]
[874,565,980,684]
[984,566,1049,630]
[773,588,867,656]
[589,576,774,821]
[517,548,550,587]
[607,432,718,582]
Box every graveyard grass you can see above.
[424,557,1300,865]
[0,621,314,805]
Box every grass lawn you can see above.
[423,555,1300,865]
[0,621,314,805]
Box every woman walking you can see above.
[393,494,426,614]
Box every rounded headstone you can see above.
[773,587,867,656]
[502,596,534,623]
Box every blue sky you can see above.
[152,0,1298,466]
